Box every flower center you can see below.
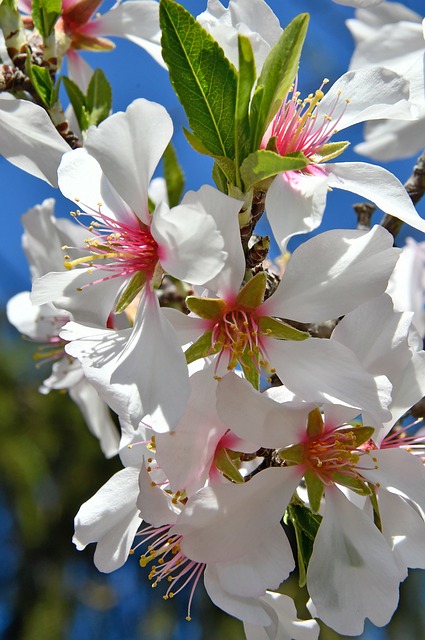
[132,525,205,622]
[63,209,159,284]
[304,428,362,484]
[211,307,272,375]
[267,77,349,159]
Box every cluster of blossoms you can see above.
[4,0,425,637]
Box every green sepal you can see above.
[331,472,372,496]
[313,140,350,163]
[163,142,185,207]
[306,408,324,438]
[115,271,147,315]
[235,34,256,182]
[240,349,260,390]
[278,443,304,465]
[235,272,267,309]
[185,296,226,320]
[214,448,245,483]
[240,150,308,191]
[160,0,237,159]
[250,13,309,149]
[349,426,375,447]
[258,316,309,341]
[184,330,214,365]
[368,484,382,532]
[305,468,324,514]
[286,501,322,588]
[32,0,61,38]
[84,68,112,128]
[26,57,55,108]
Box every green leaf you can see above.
[160,0,237,158]
[286,502,322,588]
[258,316,310,341]
[212,161,228,193]
[62,76,86,132]
[163,142,185,207]
[115,271,147,314]
[32,0,61,38]
[235,272,267,309]
[240,150,308,190]
[85,68,112,128]
[235,34,256,184]
[250,13,309,150]
[313,140,350,162]
[184,330,215,365]
[27,61,55,108]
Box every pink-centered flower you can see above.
[31,99,236,431]
[165,225,398,422]
[6,198,120,457]
[261,68,425,248]
[216,373,422,636]
[19,0,165,70]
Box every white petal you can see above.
[333,0,383,6]
[58,147,135,226]
[204,564,274,627]
[263,226,399,323]
[21,198,66,277]
[378,489,425,572]
[174,466,301,564]
[244,592,320,640]
[362,447,425,514]
[87,1,165,67]
[317,68,411,131]
[217,373,312,449]
[180,185,245,296]
[307,486,403,635]
[84,99,173,224]
[151,199,226,286]
[73,467,141,572]
[0,93,69,185]
[332,294,413,380]
[355,114,425,161]
[137,461,180,526]
[269,338,392,423]
[325,162,425,233]
[69,380,120,459]
[265,171,328,250]
[31,268,124,326]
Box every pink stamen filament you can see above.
[305,429,365,484]
[135,525,205,621]
[270,77,349,159]
[63,207,159,284]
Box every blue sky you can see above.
[1,0,424,304]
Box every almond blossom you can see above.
[31,99,238,431]
[216,372,425,635]
[347,2,425,160]
[18,0,165,71]
[6,198,119,457]
[165,224,399,422]
[261,67,425,247]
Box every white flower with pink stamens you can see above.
[6,198,120,458]
[261,68,425,248]
[31,99,240,431]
